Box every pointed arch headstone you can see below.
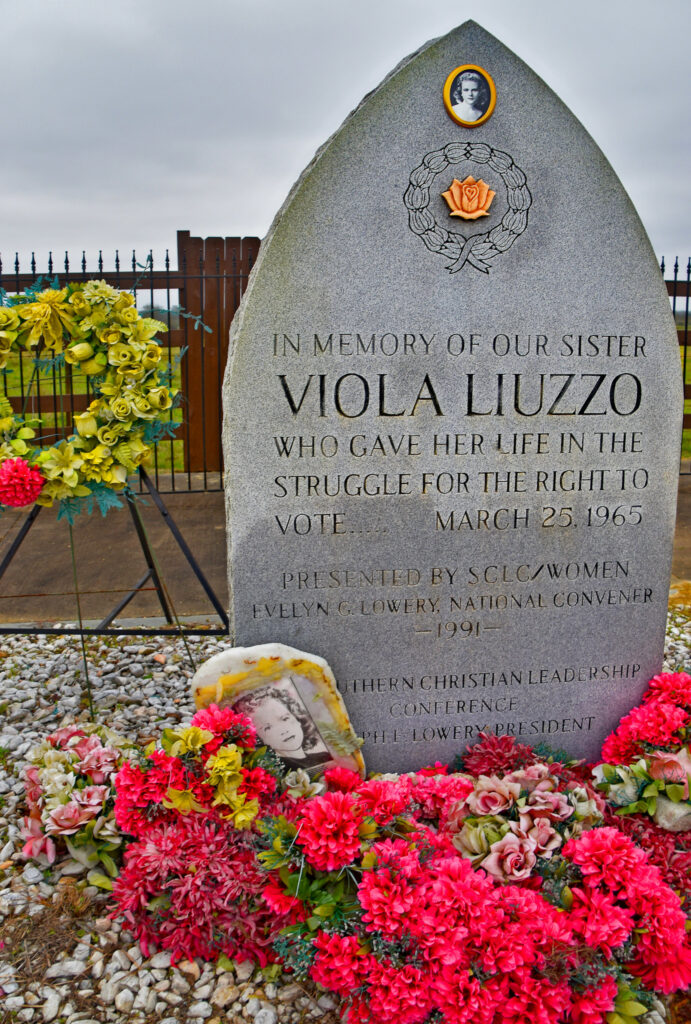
[223,21,681,773]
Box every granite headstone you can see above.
[223,21,682,773]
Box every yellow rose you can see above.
[68,292,91,317]
[116,362,146,382]
[0,333,14,370]
[98,326,124,348]
[110,396,133,421]
[107,341,137,366]
[74,411,99,437]
[131,394,155,419]
[0,303,20,360]
[145,386,172,411]
[81,353,108,376]
[64,342,95,365]
[142,344,162,370]
[113,292,136,311]
[97,425,125,446]
[0,308,20,333]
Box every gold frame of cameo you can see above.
[192,643,365,778]
[443,64,496,128]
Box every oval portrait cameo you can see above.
[443,64,496,127]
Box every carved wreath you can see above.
[403,142,532,274]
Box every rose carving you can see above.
[441,175,495,220]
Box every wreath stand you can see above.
[0,468,229,637]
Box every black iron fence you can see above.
[1,242,690,487]
[664,258,691,474]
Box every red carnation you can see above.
[0,457,44,507]
[296,790,364,871]
[461,732,537,777]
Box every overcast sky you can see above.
[1,0,689,272]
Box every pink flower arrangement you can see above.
[601,671,690,764]
[20,723,133,877]
[0,456,44,507]
[258,747,691,1022]
[20,673,691,1020]
[595,671,691,833]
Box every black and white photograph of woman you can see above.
[444,65,496,127]
[451,69,489,122]
[232,677,331,772]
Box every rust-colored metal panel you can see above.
[199,237,225,475]
[178,231,205,475]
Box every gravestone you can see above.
[223,21,682,773]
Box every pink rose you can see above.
[73,785,108,810]
[75,736,120,782]
[482,832,537,881]
[20,816,57,864]
[504,763,553,792]
[526,782,574,822]
[466,775,521,816]
[514,816,562,858]
[45,801,99,835]
[649,748,691,799]
[444,799,470,834]
[49,726,88,748]
[23,766,43,811]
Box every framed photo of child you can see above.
[192,643,365,778]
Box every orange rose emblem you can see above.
[441,176,495,220]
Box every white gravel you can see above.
[0,614,689,1023]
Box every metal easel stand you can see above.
[0,468,229,636]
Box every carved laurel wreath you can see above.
[403,142,532,274]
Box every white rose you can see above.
[653,797,691,832]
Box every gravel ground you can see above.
[0,614,689,1024]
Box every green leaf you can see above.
[616,1001,647,1016]
[307,916,322,931]
[86,870,114,891]
[100,852,118,878]
[216,954,234,972]
[148,895,170,910]
[665,783,686,802]
[645,795,657,815]
[641,782,661,798]
[560,885,573,910]
[312,904,335,918]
